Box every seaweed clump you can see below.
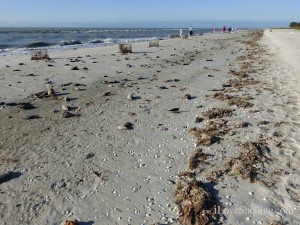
[202,108,233,119]
[174,173,217,225]
[189,120,230,146]
[223,141,272,184]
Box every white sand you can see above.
[0,30,299,225]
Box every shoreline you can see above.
[0,30,240,103]
[0,27,217,58]
[0,29,299,225]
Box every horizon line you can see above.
[0,20,290,28]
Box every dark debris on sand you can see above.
[174,172,218,225]
[189,119,230,146]
[202,108,233,120]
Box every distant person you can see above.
[189,26,193,36]
[228,27,232,34]
[214,28,216,33]
[222,26,226,32]
[180,29,183,37]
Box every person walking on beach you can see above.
[189,26,193,36]
[222,26,226,32]
[180,29,183,37]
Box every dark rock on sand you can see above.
[168,108,180,113]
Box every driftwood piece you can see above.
[32,84,55,98]
[119,44,132,54]
[31,49,49,60]
[148,39,159,48]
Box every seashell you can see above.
[73,86,80,91]
[184,94,192,100]
[117,126,127,130]
[127,94,134,100]
[61,105,69,111]
[46,84,54,96]
[63,96,70,102]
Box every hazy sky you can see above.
[0,0,299,27]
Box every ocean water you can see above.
[0,27,213,56]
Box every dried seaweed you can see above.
[228,97,253,108]
[211,91,254,108]
[174,173,217,225]
[223,141,271,183]
[189,128,220,147]
[202,108,233,120]
[187,149,213,170]
[269,221,287,225]
[64,220,79,225]
[189,120,229,146]
[194,116,204,123]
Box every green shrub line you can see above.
[289,21,300,28]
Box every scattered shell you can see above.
[46,84,54,96]
[63,96,70,102]
[184,94,192,100]
[127,94,134,100]
[73,86,80,91]
[61,105,69,111]
[117,126,127,130]
[85,153,95,159]
[118,122,134,130]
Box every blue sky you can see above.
[0,0,299,28]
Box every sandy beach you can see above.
[0,29,299,225]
